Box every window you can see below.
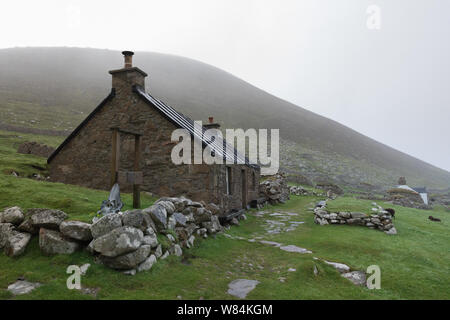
[226,167,232,195]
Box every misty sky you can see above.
[0,0,449,171]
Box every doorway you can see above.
[241,169,247,209]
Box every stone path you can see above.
[227,279,260,299]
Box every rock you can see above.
[288,268,296,272]
[90,226,143,257]
[238,214,247,221]
[259,240,282,247]
[39,228,80,255]
[137,254,157,272]
[338,212,351,219]
[123,269,136,276]
[210,215,223,232]
[60,221,92,241]
[121,209,155,232]
[161,251,170,259]
[350,212,367,219]
[279,245,312,254]
[194,207,212,224]
[172,212,187,228]
[342,271,366,286]
[4,231,31,257]
[155,200,176,216]
[155,244,163,258]
[166,234,176,243]
[100,245,151,270]
[206,203,221,215]
[90,213,122,238]
[167,216,176,230]
[1,207,24,225]
[170,244,183,256]
[324,261,350,273]
[142,228,159,248]
[17,218,38,235]
[385,227,397,235]
[0,223,14,248]
[187,235,195,248]
[230,218,239,226]
[143,204,167,231]
[227,279,260,299]
[7,280,41,295]
[30,209,67,229]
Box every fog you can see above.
[0,0,449,171]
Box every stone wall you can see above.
[259,172,290,204]
[0,196,242,274]
[313,201,397,235]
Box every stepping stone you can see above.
[227,279,260,299]
[324,261,350,273]
[259,240,282,247]
[288,268,297,272]
[7,280,41,295]
[280,245,312,254]
[342,271,366,286]
[290,221,305,224]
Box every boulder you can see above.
[155,200,176,216]
[17,218,38,235]
[60,221,92,241]
[170,244,183,256]
[1,207,24,225]
[142,228,159,248]
[385,227,397,235]
[7,280,41,295]
[137,254,157,272]
[100,245,151,270]
[90,226,143,257]
[172,212,187,228]
[194,207,212,224]
[4,231,31,257]
[0,223,14,248]
[30,209,67,229]
[121,210,156,232]
[206,203,221,215]
[90,213,122,238]
[39,228,80,255]
[155,244,162,258]
[341,271,366,286]
[143,205,167,231]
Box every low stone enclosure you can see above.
[313,201,397,235]
[0,197,234,275]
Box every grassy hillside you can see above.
[1,47,450,189]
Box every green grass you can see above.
[0,131,449,299]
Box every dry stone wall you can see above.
[0,197,234,275]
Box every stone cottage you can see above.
[47,51,260,214]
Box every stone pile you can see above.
[0,197,225,275]
[289,186,309,196]
[259,172,290,204]
[313,202,397,235]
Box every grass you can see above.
[0,131,449,299]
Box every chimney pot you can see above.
[122,50,134,68]
[208,116,214,124]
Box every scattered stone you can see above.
[385,227,397,235]
[288,268,296,272]
[259,240,282,247]
[342,271,366,286]
[123,269,136,276]
[324,261,350,273]
[80,263,90,275]
[7,280,41,295]
[39,228,80,255]
[227,279,260,299]
[279,245,312,254]
[60,221,92,241]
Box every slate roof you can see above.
[48,86,259,169]
[412,187,427,194]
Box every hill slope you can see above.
[0,47,449,189]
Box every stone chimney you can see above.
[109,51,147,93]
[204,116,221,130]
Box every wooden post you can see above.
[110,128,120,187]
[133,135,141,209]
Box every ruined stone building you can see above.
[47,51,260,214]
